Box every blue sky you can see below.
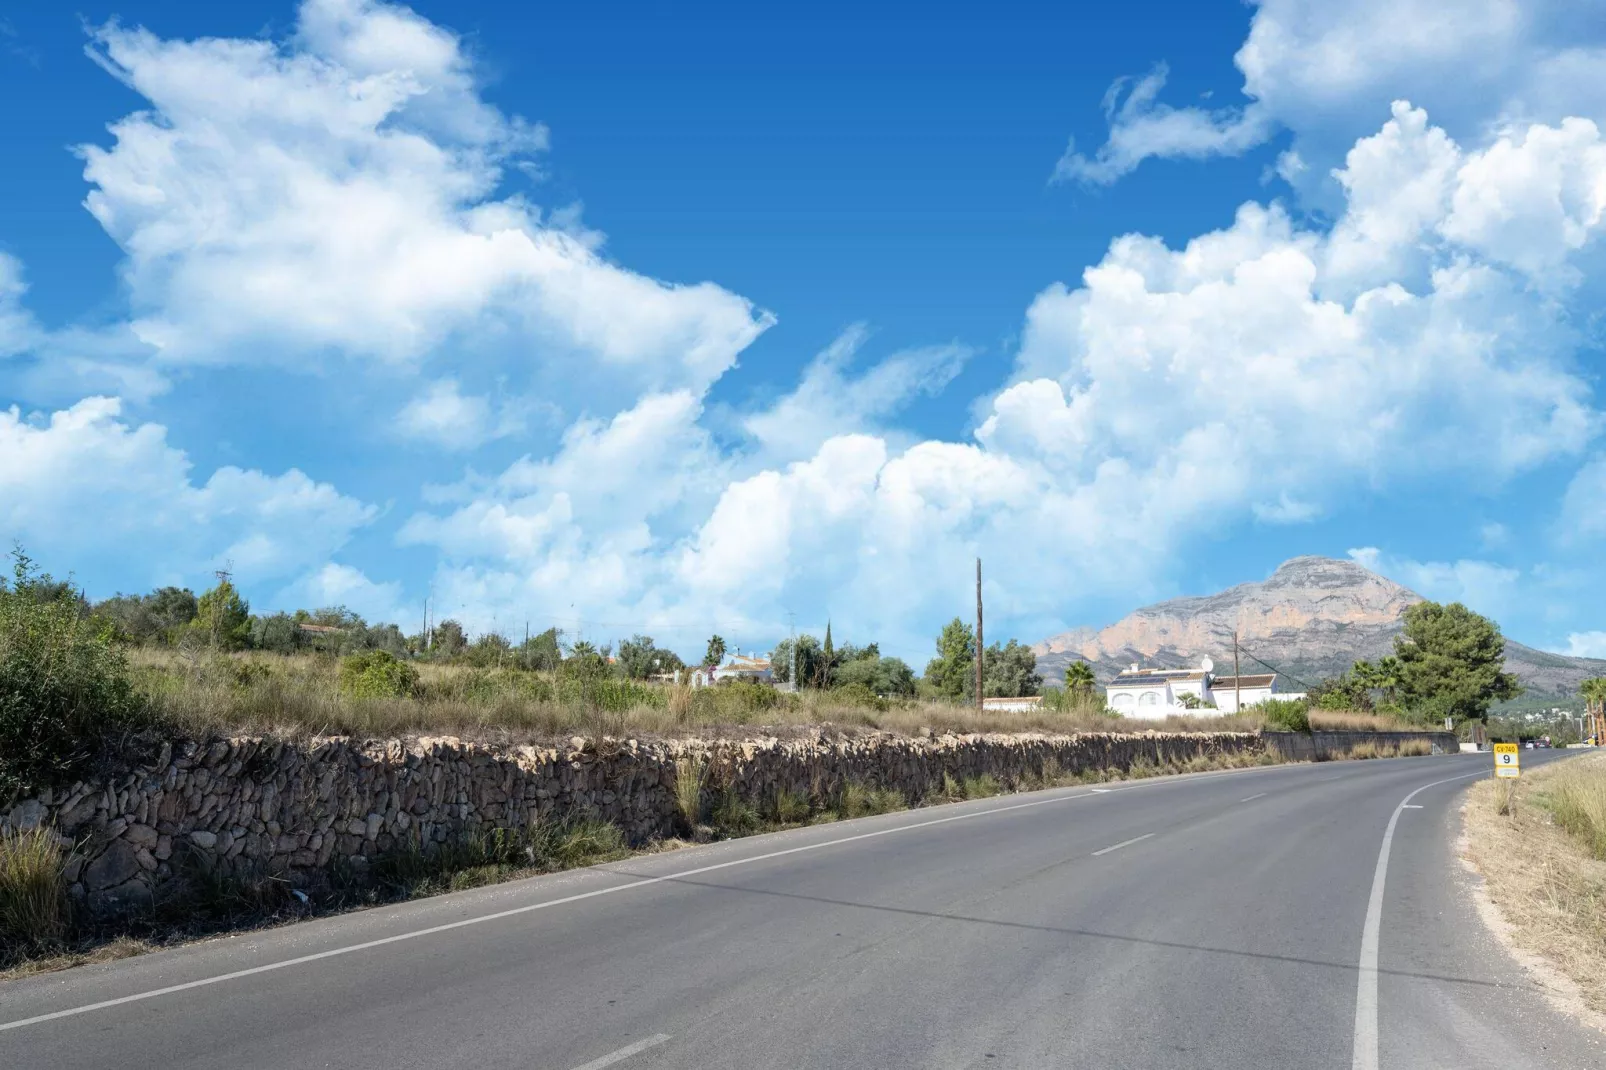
[2,0,1605,663]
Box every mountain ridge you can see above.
[1031,555,1604,699]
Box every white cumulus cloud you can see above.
[0,396,376,591]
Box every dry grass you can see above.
[1307,709,1421,733]
[0,827,70,959]
[125,648,1271,742]
[1464,754,1606,1023]
[1328,738,1435,761]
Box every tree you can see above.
[924,618,976,700]
[519,627,563,671]
[1393,601,1521,724]
[983,639,1042,698]
[96,586,199,645]
[703,634,727,668]
[835,655,917,698]
[466,632,513,667]
[250,611,304,654]
[1581,677,1606,742]
[430,619,467,656]
[1064,660,1097,696]
[770,634,825,688]
[617,635,683,679]
[193,578,250,651]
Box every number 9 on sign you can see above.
[1493,742,1520,778]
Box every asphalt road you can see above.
[3,751,1602,1069]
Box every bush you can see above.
[337,650,420,700]
[831,681,889,712]
[1259,697,1311,733]
[0,551,157,799]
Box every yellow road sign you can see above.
[1494,742,1520,778]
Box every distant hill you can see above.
[1031,556,1606,699]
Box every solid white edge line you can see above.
[0,756,1428,1034]
[1240,793,1267,802]
[567,1033,672,1070]
[1091,832,1155,856]
[1350,768,1487,1070]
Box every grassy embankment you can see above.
[1464,753,1606,1023]
[126,648,1418,741]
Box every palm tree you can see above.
[1064,661,1097,697]
[1581,677,1606,743]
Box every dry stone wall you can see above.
[0,728,1423,916]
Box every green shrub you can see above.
[337,650,420,700]
[770,788,811,824]
[711,790,762,836]
[831,682,889,712]
[0,550,157,799]
[1260,697,1311,733]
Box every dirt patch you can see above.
[1461,753,1606,1034]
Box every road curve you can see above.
[3,751,1601,1069]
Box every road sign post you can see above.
[1494,742,1520,817]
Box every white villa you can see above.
[688,652,775,688]
[1104,659,1304,717]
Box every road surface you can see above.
[3,751,1601,1069]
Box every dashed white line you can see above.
[567,1033,672,1070]
[1091,833,1155,857]
[1089,788,1113,794]
[1240,793,1267,802]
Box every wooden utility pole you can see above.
[1233,630,1242,715]
[975,558,984,710]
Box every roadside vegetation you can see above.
[1464,754,1606,1022]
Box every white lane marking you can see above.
[568,1033,672,1070]
[1091,833,1155,857]
[1351,769,1487,1070]
[1402,804,1423,809]
[0,759,1329,1034]
[1240,793,1267,802]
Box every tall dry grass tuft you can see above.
[673,755,707,828]
[0,827,69,956]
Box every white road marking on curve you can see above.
[567,1033,672,1070]
[1351,769,1486,1070]
[1091,833,1154,857]
[1240,793,1267,802]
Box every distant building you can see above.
[1104,660,1304,718]
[688,652,775,688]
[982,696,1044,713]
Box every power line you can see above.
[1233,645,1320,694]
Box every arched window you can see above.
[1111,692,1135,708]
[1138,691,1160,707]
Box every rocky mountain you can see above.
[1032,556,1606,699]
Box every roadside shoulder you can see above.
[1459,754,1606,1036]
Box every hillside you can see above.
[1032,556,1606,699]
